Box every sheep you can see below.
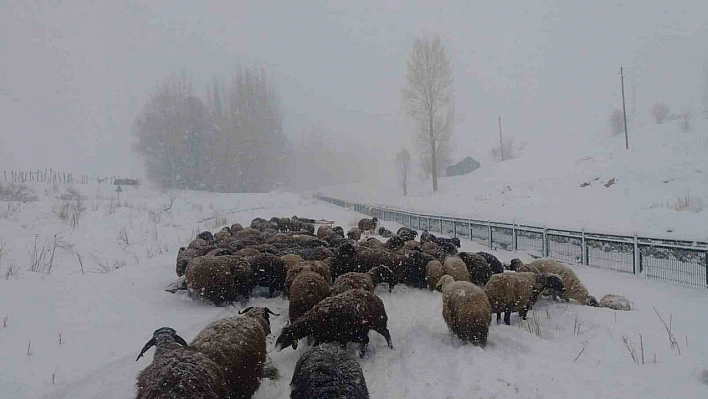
[358,217,378,234]
[527,259,598,306]
[391,249,429,289]
[484,272,565,325]
[196,231,215,243]
[289,271,331,323]
[185,255,254,305]
[347,226,362,241]
[236,247,262,258]
[420,229,433,242]
[433,236,461,248]
[317,225,336,240]
[425,260,445,290]
[458,252,493,287]
[348,247,397,275]
[397,227,418,241]
[285,260,332,296]
[213,226,232,243]
[476,252,504,274]
[598,294,632,311]
[299,246,334,261]
[190,307,279,399]
[278,217,291,232]
[233,227,263,241]
[293,215,317,224]
[247,253,287,297]
[509,258,541,274]
[205,248,233,257]
[332,226,345,237]
[403,240,421,251]
[330,266,397,295]
[442,255,471,283]
[176,246,211,277]
[188,236,215,251]
[135,327,228,399]
[275,289,394,358]
[384,235,406,251]
[290,345,369,399]
[281,253,304,271]
[301,223,315,235]
[436,275,492,346]
[360,237,384,249]
[250,217,269,231]
[230,223,244,233]
[377,226,393,238]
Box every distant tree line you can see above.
[133,68,291,192]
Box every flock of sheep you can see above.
[135,214,621,398]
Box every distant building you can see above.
[445,156,481,177]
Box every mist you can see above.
[2,1,707,189]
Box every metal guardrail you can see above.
[315,194,708,290]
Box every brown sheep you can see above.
[528,259,598,306]
[176,246,211,277]
[190,307,278,399]
[357,217,378,234]
[285,260,332,297]
[185,255,254,305]
[317,225,336,240]
[437,275,492,346]
[359,238,384,249]
[347,226,362,241]
[425,260,445,290]
[403,240,421,251]
[288,271,331,323]
[330,266,397,296]
[281,253,304,271]
[442,255,471,283]
[484,272,565,325]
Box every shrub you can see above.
[651,102,671,124]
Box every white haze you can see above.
[1,1,707,186]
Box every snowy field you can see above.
[1,183,707,398]
[319,119,708,242]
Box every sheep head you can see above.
[275,325,299,351]
[586,295,599,307]
[539,273,565,295]
[452,237,461,248]
[136,327,188,361]
[435,275,455,292]
[197,231,215,243]
[509,258,524,271]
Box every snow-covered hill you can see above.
[0,183,707,398]
[320,118,708,241]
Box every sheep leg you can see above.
[374,326,394,349]
[496,313,502,324]
[359,335,370,358]
[504,312,511,326]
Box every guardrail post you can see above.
[512,223,518,251]
[439,219,443,235]
[633,234,639,275]
[468,220,473,242]
[488,221,493,249]
[581,229,587,265]
[542,226,548,257]
[705,251,708,288]
[453,220,457,237]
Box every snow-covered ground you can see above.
[1,183,707,398]
[319,118,708,242]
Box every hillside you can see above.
[320,118,708,241]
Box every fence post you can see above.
[469,221,473,242]
[439,219,443,235]
[705,251,708,288]
[512,223,518,251]
[488,221,493,249]
[633,234,639,275]
[542,226,548,257]
[581,229,587,265]
[453,220,457,237]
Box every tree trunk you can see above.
[430,118,438,193]
[403,168,408,196]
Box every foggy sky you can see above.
[1,1,707,180]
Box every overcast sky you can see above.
[1,0,706,179]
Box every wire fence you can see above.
[316,194,708,290]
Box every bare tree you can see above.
[402,34,454,193]
[651,102,671,124]
[490,137,517,161]
[395,148,412,196]
[678,111,692,132]
[609,109,625,136]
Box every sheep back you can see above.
[317,225,335,240]
[331,272,375,296]
[285,260,332,296]
[290,345,369,399]
[176,246,209,277]
[189,313,268,399]
[484,272,537,316]
[442,256,471,282]
[426,260,445,290]
[458,252,493,286]
[347,226,362,241]
[476,252,504,274]
[289,271,331,323]
[185,255,254,305]
[136,343,227,399]
[439,276,492,345]
[529,259,592,305]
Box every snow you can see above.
[1,182,707,398]
[318,118,708,242]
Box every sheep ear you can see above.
[174,334,189,347]
[136,337,156,361]
[292,340,298,350]
[264,307,280,317]
[239,306,254,315]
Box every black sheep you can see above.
[396,227,418,241]
[290,345,369,399]
[275,289,393,358]
[476,252,504,274]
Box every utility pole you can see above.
[498,116,504,160]
[621,67,629,149]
